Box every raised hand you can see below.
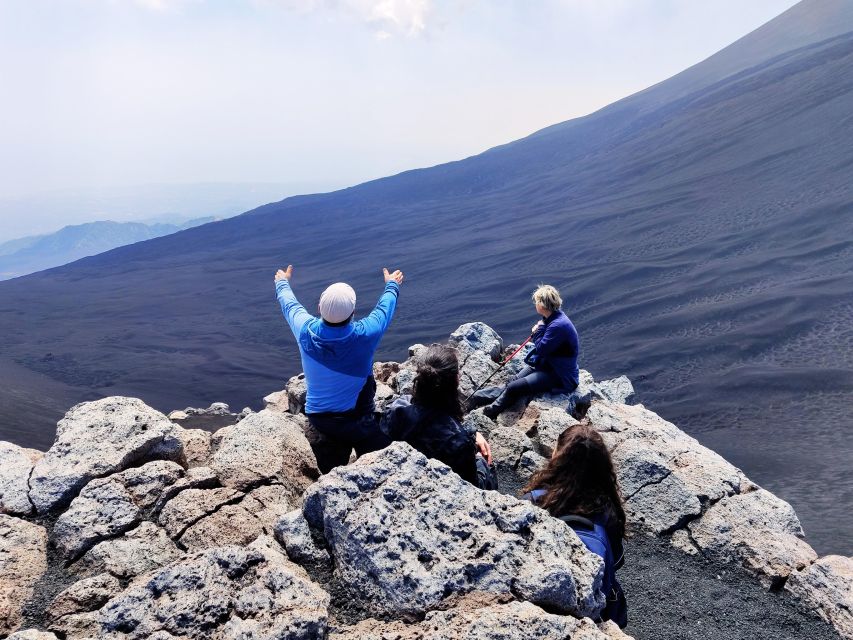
[275,265,293,282]
[383,267,404,285]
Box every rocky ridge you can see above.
[0,322,849,639]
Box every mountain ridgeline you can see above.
[0,0,851,554]
[0,218,216,280]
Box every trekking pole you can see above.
[465,334,534,401]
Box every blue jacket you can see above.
[532,309,580,389]
[276,278,400,414]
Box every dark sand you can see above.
[620,534,840,640]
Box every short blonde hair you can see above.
[532,284,562,312]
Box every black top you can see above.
[380,395,478,485]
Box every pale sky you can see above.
[0,0,800,204]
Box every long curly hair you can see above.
[524,423,626,539]
[412,344,464,422]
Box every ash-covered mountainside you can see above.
[0,324,849,640]
[0,0,851,554]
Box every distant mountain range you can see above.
[0,0,850,554]
[0,218,216,280]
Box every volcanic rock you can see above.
[28,397,183,513]
[0,515,48,636]
[302,442,604,620]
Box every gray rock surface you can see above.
[517,450,548,484]
[6,631,60,640]
[374,381,397,412]
[29,397,183,513]
[0,442,42,516]
[536,407,580,456]
[176,428,211,468]
[395,368,416,395]
[589,375,636,405]
[274,509,330,565]
[331,600,632,639]
[489,425,534,469]
[48,572,122,621]
[71,521,183,579]
[286,373,308,414]
[158,486,242,539]
[687,489,817,588]
[303,442,604,620]
[53,461,185,561]
[53,479,141,561]
[151,466,219,518]
[211,409,319,496]
[458,350,502,397]
[786,555,853,639]
[0,515,48,636]
[449,322,503,361]
[95,538,329,639]
[263,389,289,413]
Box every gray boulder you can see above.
[48,572,122,622]
[517,450,548,484]
[331,600,633,639]
[589,375,635,405]
[53,479,141,561]
[6,632,59,640]
[71,521,183,579]
[303,442,604,620]
[535,407,580,456]
[210,409,319,496]
[175,427,211,468]
[588,400,748,522]
[263,389,289,413]
[286,374,308,414]
[449,322,503,361]
[687,488,817,588]
[53,461,185,561]
[0,442,42,516]
[395,368,416,395]
[28,397,183,513]
[0,515,48,636]
[458,350,501,397]
[786,555,853,639]
[274,509,330,565]
[96,537,329,639]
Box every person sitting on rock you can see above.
[381,344,498,489]
[478,284,580,419]
[274,264,403,473]
[524,424,627,627]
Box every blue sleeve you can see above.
[275,279,313,339]
[360,281,400,341]
[534,322,565,357]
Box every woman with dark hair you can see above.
[524,424,627,627]
[381,344,497,489]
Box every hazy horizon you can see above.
[0,0,800,239]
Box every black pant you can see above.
[307,411,391,474]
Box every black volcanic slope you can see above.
[1,0,852,554]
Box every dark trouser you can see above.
[476,454,499,491]
[307,411,391,474]
[477,366,576,417]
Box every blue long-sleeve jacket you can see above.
[532,309,580,389]
[276,278,400,414]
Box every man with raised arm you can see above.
[274,264,404,473]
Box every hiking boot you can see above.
[482,389,511,420]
